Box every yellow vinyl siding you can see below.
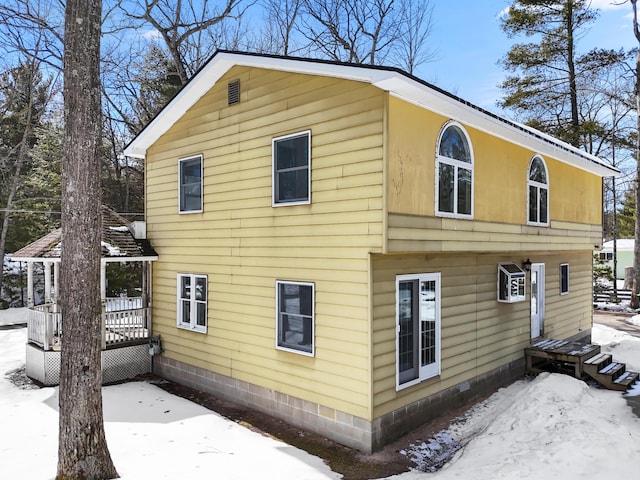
[145,67,385,420]
[370,251,593,419]
[385,96,602,238]
[387,214,602,253]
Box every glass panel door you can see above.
[398,280,418,384]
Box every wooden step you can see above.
[599,361,626,381]
[584,352,612,367]
[614,371,640,390]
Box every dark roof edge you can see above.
[125,50,619,176]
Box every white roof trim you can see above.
[124,51,618,177]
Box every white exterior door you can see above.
[530,263,545,338]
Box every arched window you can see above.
[527,156,549,226]
[436,122,473,218]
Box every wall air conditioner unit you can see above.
[497,263,526,303]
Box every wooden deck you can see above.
[525,338,640,392]
[525,338,601,379]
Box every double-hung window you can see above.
[276,280,314,356]
[436,122,473,218]
[177,274,207,333]
[272,131,311,206]
[179,155,203,213]
[396,273,441,389]
[527,156,549,226]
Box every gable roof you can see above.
[11,206,158,262]
[124,50,618,178]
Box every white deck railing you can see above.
[105,296,143,312]
[26,297,149,351]
[27,304,62,350]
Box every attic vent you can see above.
[228,79,240,105]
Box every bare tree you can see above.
[56,0,119,476]
[300,0,398,64]
[0,0,64,71]
[394,0,435,74]
[260,0,435,72]
[262,0,302,55]
[122,0,247,85]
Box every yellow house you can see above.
[124,51,617,452]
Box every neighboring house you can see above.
[124,51,617,453]
[598,239,633,280]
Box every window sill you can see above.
[177,324,207,334]
[276,344,315,357]
[435,211,473,220]
[396,373,440,392]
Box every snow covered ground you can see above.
[1,308,640,479]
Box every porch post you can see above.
[44,261,52,304]
[142,261,150,333]
[27,262,34,308]
[53,262,59,312]
[100,260,107,303]
[142,261,149,307]
[101,260,107,350]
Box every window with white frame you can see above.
[436,122,473,218]
[560,263,569,295]
[527,156,549,226]
[179,155,203,213]
[396,273,441,389]
[276,280,314,356]
[177,274,207,333]
[272,131,311,205]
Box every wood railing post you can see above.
[101,302,107,350]
[44,310,52,351]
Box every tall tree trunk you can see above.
[566,0,580,147]
[56,0,118,478]
[631,1,640,310]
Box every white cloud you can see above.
[140,29,162,41]
[590,0,627,11]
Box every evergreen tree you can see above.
[617,189,636,239]
[499,0,626,148]
[0,61,55,301]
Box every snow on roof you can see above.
[601,239,634,251]
[125,50,618,178]
[11,206,157,261]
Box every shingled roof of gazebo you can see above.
[12,206,157,260]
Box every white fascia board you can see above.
[9,257,61,263]
[101,256,158,263]
[125,52,618,178]
[124,53,394,159]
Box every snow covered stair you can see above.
[583,352,640,391]
[525,338,640,392]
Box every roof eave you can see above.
[124,51,619,178]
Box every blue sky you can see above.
[417,0,636,115]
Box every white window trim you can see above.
[435,121,474,219]
[178,154,203,214]
[560,263,569,295]
[275,280,315,357]
[395,272,441,391]
[177,273,208,333]
[526,155,549,227]
[272,130,312,207]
